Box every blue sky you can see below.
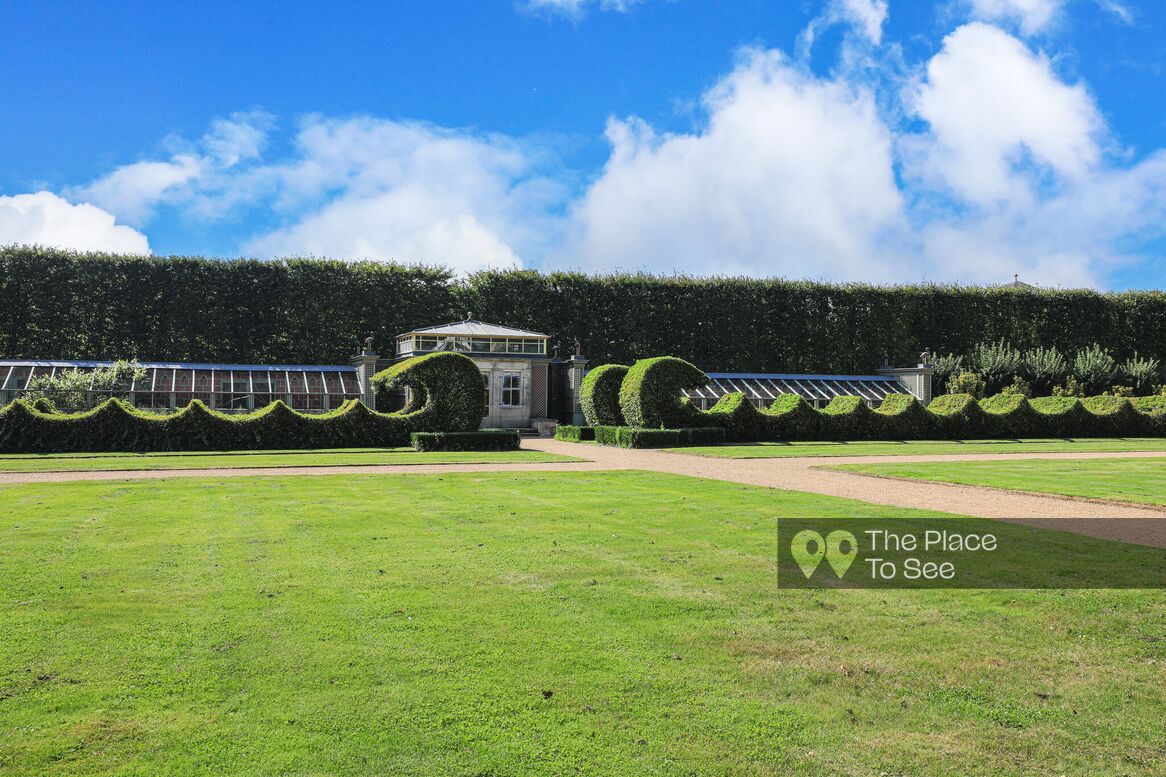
[1,0,1164,289]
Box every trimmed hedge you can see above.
[618,356,707,428]
[7,248,1166,375]
[0,352,487,453]
[593,426,726,448]
[579,364,629,426]
[410,430,519,452]
[554,425,595,442]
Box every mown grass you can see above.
[674,438,1166,458]
[833,458,1166,507]
[1,472,1164,775]
[0,448,579,472]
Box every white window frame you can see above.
[500,372,523,407]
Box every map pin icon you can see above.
[825,530,858,578]
[791,530,826,579]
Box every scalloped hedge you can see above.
[579,364,629,426]
[0,352,486,453]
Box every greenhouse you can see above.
[0,360,363,412]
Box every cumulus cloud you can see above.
[557,49,904,278]
[964,0,1063,35]
[67,111,273,226]
[904,22,1103,205]
[0,192,150,254]
[242,118,565,271]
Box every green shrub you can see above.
[30,397,58,414]
[371,351,486,433]
[579,364,629,426]
[930,353,965,392]
[554,425,595,442]
[762,394,821,441]
[1103,385,1135,397]
[978,394,1039,438]
[1080,396,1141,436]
[410,430,519,452]
[1120,353,1161,394]
[927,393,988,438]
[972,339,1022,394]
[593,425,725,448]
[1021,346,1068,396]
[1052,377,1087,398]
[1030,396,1089,437]
[1072,344,1117,395]
[872,394,935,439]
[946,371,986,398]
[618,356,707,428]
[819,396,880,441]
[1000,376,1032,397]
[704,392,762,442]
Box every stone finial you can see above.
[574,339,582,357]
[364,335,374,353]
[920,347,933,366]
[552,341,561,358]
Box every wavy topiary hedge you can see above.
[618,356,707,428]
[579,364,629,426]
[0,352,486,453]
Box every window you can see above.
[501,373,522,407]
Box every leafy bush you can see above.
[593,426,725,448]
[1030,396,1090,437]
[1120,353,1161,394]
[1021,347,1068,396]
[762,394,821,441]
[930,353,964,392]
[579,364,629,426]
[410,430,519,452]
[1072,344,1117,395]
[618,356,707,428]
[1000,376,1032,397]
[972,339,1022,393]
[946,371,986,399]
[31,397,58,414]
[1079,396,1140,437]
[24,360,147,410]
[1052,377,1087,398]
[1103,385,1135,398]
[554,424,594,442]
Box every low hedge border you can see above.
[410,430,519,452]
[593,426,726,448]
[554,425,595,442]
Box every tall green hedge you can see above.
[6,248,1166,373]
[618,357,706,428]
[0,352,485,453]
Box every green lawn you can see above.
[673,438,1166,458]
[2,472,1164,775]
[0,448,579,472]
[833,458,1166,507]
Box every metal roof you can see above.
[0,360,357,372]
[400,319,548,338]
[686,373,906,403]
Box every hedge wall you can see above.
[579,364,628,426]
[0,352,485,453]
[6,248,1166,374]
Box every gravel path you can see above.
[3,440,1165,546]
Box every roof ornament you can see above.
[364,335,374,353]
[467,312,473,321]
[552,341,561,358]
[574,339,582,357]
[920,347,932,366]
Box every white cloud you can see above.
[964,0,1063,35]
[242,118,563,270]
[1097,0,1134,25]
[67,111,272,226]
[801,0,890,52]
[0,192,150,254]
[557,48,905,278]
[522,0,644,19]
[905,22,1103,205]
